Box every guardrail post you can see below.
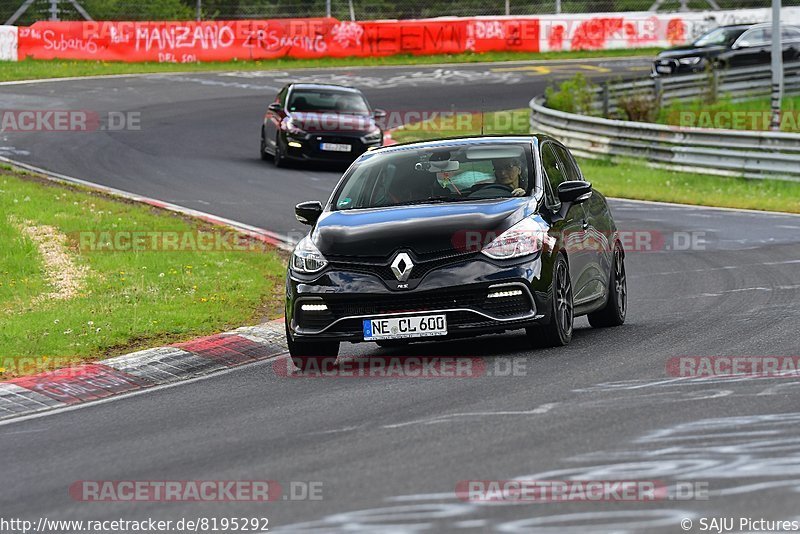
[653,76,662,104]
[602,81,610,118]
[711,69,720,103]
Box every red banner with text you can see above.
[16,18,540,62]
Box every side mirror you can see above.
[373,108,387,119]
[557,180,592,204]
[295,201,323,226]
[268,102,283,113]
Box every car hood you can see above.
[657,44,725,59]
[288,111,378,135]
[312,198,530,258]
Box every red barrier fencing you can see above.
[16,18,540,62]
[9,9,800,63]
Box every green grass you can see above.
[390,108,800,213]
[0,48,662,82]
[390,109,531,144]
[0,168,287,377]
[0,215,48,308]
[580,158,800,213]
[658,94,800,132]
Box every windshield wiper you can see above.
[391,196,466,206]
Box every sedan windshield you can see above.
[332,143,532,210]
[288,90,370,114]
[693,27,746,47]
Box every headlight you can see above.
[283,118,308,138]
[481,218,551,260]
[360,128,382,144]
[678,57,702,65]
[291,236,328,274]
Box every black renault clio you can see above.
[285,136,626,370]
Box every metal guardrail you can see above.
[530,63,800,181]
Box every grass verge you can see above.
[0,166,287,378]
[390,109,800,213]
[658,94,800,132]
[0,48,661,82]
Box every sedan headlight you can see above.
[291,236,328,274]
[360,128,383,144]
[283,118,308,138]
[481,218,552,260]
[678,57,702,65]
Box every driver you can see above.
[492,157,526,197]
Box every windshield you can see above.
[332,143,533,210]
[288,89,370,114]
[693,27,746,47]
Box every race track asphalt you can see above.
[1,57,650,239]
[2,57,800,533]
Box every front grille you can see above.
[310,134,367,159]
[328,252,477,283]
[295,307,335,330]
[326,287,485,318]
[482,293,532,318]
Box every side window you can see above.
[782,27,800,41]
[277,86,288,106]
[541,144,565,207]
[738,28,767,47]
[552,145,582,182]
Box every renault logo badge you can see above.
[390,252,414,282]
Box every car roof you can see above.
[715,22,798,30]
[367,134,556,155]
[714,24,756,30]
[288,83,363,94]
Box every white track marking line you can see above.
[381,404,558,429]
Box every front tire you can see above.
[260,128,270,161]
[285,320,338,372]
[527,253,573,348]
[588,243,627,328]
[273,135,285,167]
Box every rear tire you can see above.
[588,243,627,328]
[527,253,573,348]
[285,320,338,372]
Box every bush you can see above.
[616,91,661,122]
[544,73,597,115]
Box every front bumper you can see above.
[283,133,381,163]
[652,58,706,76]
[286,255,552,343]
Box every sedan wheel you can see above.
[527,254,573,347]
[260,129,269,161]
[588,244,627,328]
[274,136,285,167]
[285,320,338,372]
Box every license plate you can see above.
[656,66,672,73]
[320,142,351,152]
[363,315,447,340]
